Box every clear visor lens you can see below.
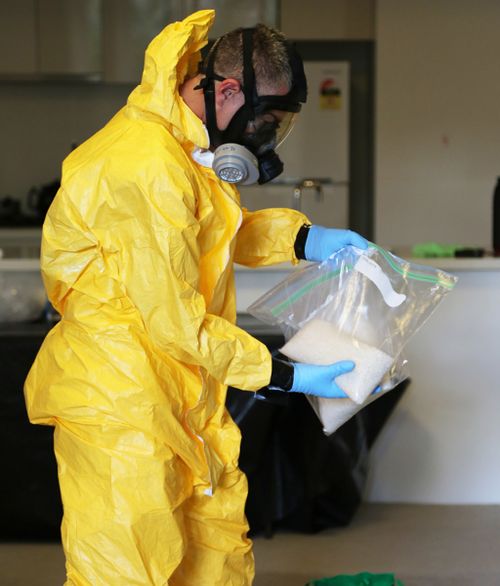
[243,111,297,154]
[274,111,297,148]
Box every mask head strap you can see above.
[240,28,258,115]
[196,29,259,149]
[215,28,258,148]
[194,38,225,147]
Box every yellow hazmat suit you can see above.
[25,10,308,585]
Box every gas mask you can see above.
[196,28,307,185]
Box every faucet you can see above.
[292,179,324,211]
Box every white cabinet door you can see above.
[38,0,102,76]
[0,0,279,81]
[0,0,37,75]
[102,0,279,83]
[195,0,279,38]
[102,0,172,83]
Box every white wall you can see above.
[375,0,500,250]
[280,0,374,39]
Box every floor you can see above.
[253,503,500,586]
[1,503,499,585]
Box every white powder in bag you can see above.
[280,318,393,404]
[307,390,383,436]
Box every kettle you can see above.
[28,179,60,221]
[0,196,21,221]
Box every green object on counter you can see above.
[305,572,404,586]
[411,242,459,258]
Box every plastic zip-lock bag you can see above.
[248,243,457,435]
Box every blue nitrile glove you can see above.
[290,361,355,398]
[305,225,368,262]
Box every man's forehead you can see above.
[258,82,290,97]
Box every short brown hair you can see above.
[206,24,292,95]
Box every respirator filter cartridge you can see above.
[212,143,259,185]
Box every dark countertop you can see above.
[236,313,281,336]
[0,316,276,338]
[0,321,53,337]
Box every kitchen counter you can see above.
[365,263,500,504]
[234,255,500,313]
[0,227,42,241]
[234,255,500,273]
[236,312,281,335]
[235,256,500,505]
[0,321,51,336]
[385,255,500,271]
[3,243,498,507]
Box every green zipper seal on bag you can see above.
[269,244,456,317]
[270,265,348,317]
[370,243,457,289]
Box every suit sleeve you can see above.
[234,207,310,267]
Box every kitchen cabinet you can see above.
[0,0,37,76]
[0,0,101,79]
[102,0,279,83]
[199,0,278,39]
[38,0,101,77]
[0,0,279,83]
[102,0,174,83]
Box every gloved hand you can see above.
[290,361,355,398]
[305,225,368,262]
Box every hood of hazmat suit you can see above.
[24,9,309,585]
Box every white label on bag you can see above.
[354,255,406,307]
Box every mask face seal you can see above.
[196,28,307,185]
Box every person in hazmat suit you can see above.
[24,10,369,586]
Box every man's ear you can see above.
[215,78,242,107]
